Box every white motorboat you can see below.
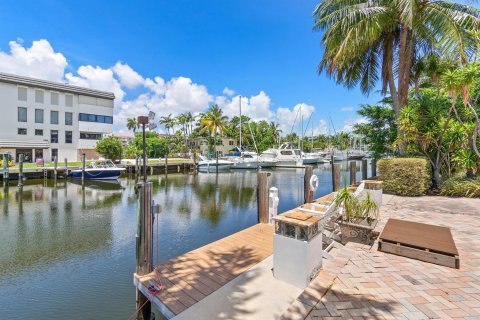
[260,142,303,167]
[231,153,278,169]
[347,150,367,160]
[302,152,321,164]
[197,155,233,172]
[70,159,125,180]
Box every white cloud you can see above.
[342,117,367,132]
[223,87,234,96]
[217,91,273,121]
[340,106,354,112]
[0,39,67,82]
[65,65,125,105]
[314,119,328,135]
[276,103,315,135]
[112,62,144,89]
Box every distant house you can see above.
[113,134,134,147]
[193,137,237,157]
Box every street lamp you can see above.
[137,111,157,183]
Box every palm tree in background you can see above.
[269,122,282,147]
[200,105,228,170]
[126,117,138,134]
[159,114,175,135]
[313,0,480,118]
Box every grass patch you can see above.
[440,175,480,198]
[10,162,83,169]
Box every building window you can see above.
[229,141,234,146]
[18,87,27,101]
[18,128,27,135]
[35,109,44,123]
[35,129,43,136]
[51,149,58,160]
[79,113,113,124]
[65,131,72,143]
[80,132,102,140]
[65,112,73,125]
[65,94,73,107]
[51,130,58,143]
[51,92,59,105]
[51,111,59,125]
[18,107,27,122]
[35,90,44,103]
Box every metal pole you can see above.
[142,124,147,183]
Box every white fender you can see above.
[309,174,319,192]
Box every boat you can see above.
[302,152,321,164]
[260,142,303,167]
[197,155,233,172]
[347,150,367,160]
[231,153,278,169]
[70,159,126,180]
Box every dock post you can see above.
[362,159,368,180]
[304,165,314,204]
[64,158,68,179]
[150,166,153,176]
[333,163,341,191]
[136,181,154,320]
[81,153,86,183]
[350,161,356,186]
[2,154,9,184]
[371,159,377,178]
[54,156,58,181]
[18,154,24,186]
[257,172,269,223]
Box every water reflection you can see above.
[0,160,370,320]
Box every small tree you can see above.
[95,136,123,161]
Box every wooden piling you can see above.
[64,158,68,179]
[150,166,153,176]
[304,165,314,204]
[350,161,356,186]
[371,159,377,177]
[257,172,269,223]
[136,181,153,320]
[18,154,24,186]
[54,156,58,180]
[333,163,341,191]
[81,153,86,183]
[362,159,368,180]
[2,154,9,183]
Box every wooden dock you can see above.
[133,223,274,319]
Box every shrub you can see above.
[440,175,480,198]
[377,158,431,196]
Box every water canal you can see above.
[0,161,370,319]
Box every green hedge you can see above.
[377,158,431,196]
[440,175,480,198]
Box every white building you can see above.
[0,72,115,162]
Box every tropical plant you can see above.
[200,105,228,167]
[126,117,138,134]
[313,0,480,117]
[334,187,379,225]
[441,174,480,197]
[159,114,175,135]
[95,136,123,161]
[353,102,397,159]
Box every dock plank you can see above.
[134,223,275,318]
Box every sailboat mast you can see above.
[239,96,242,155]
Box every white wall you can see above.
[0,82,113,162]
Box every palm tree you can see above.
[126,117,138,134]
[159,114,175,135]
[313,0,480,118]
[269,122,282,147]
[200,105,228,170]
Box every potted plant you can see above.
[334,186,379,244]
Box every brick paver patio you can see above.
[282,195,480,320]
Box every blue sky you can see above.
[0,0,476,135]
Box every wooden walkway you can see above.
[133,223,275,319]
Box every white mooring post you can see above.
[268,187,279,224]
